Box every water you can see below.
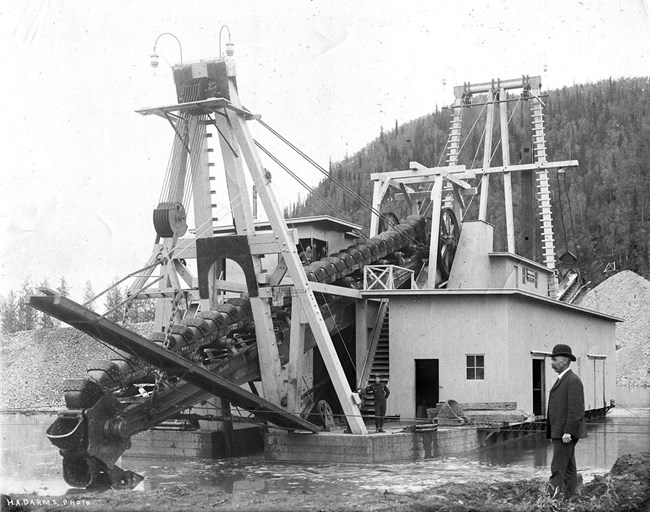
[1,386,648,497]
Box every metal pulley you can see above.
[153,202,188,238]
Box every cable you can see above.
[315,290,356,372]
[254,141,371,241]
[256,120,423,246]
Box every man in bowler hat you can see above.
[546,343,587,499]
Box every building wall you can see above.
[507,298,616,412]
[387,293,617,420]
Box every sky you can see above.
[1,0,649,300]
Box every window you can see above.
[466,354,485,380]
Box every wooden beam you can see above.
[309,282,362,299]
[369,179,388,237]
[136,98,258,120]
[398,182,413,210]
[287,299,306,414]
[479,90,496,221]
[471,160,579,176]
[500,87,515,253]
[426,176,444,288]
[370,164,467,182]
[211,279,248,293]
[173,259,196,288]
[410,161,473,189]
[248,230,297,255]
[355,300,368,386]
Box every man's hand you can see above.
[562,433,572,443]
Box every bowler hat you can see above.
[551,344,576,361]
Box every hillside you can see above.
[287,77,650,289]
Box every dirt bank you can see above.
[2,452,648,512]
[0,323,152,411]
[578,270,650,386]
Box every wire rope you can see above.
[256,120,423,246]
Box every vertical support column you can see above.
[520,169,536,260]
[499,87,516,253]
[226,86,366,434]
[369,180,382,237]
[426,175,444,289]
[478,90,496,221]
[369,179,390,237]
[287,298,306,414]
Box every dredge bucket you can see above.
[46,413,86,452]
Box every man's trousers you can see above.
[374,399,386,429]
[549,439,579,497]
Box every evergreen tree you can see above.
[104,278,124,322]
[127,298,156,323]
[57,276,70,297]
[83,280,96,312]
[1,291,20,334]
[17,277,36,331]
[38,278,55,329]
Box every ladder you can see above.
[442,101,464,208]
[530,90,558,297]
[446,103,463,166]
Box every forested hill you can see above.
[286,77,650,287]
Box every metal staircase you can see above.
[360,309,390,415]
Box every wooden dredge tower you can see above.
[30,42,612,487]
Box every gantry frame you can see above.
[136,54,367,434]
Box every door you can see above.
[532,358,545,416]
[415,359,439,419]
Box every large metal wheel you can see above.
[317,400,336,431]
[437,208,460,281]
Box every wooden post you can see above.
[287,298,306,413]
[521,169,536,260]
[426,175,444,288]
[369,179,388,237]
[478,90,495,221]
[500,87,516,253]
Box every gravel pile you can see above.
[577,270,650,386]
[0,323,153,411]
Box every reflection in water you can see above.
[1,386,648,496]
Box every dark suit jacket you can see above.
[546,369,587,440]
